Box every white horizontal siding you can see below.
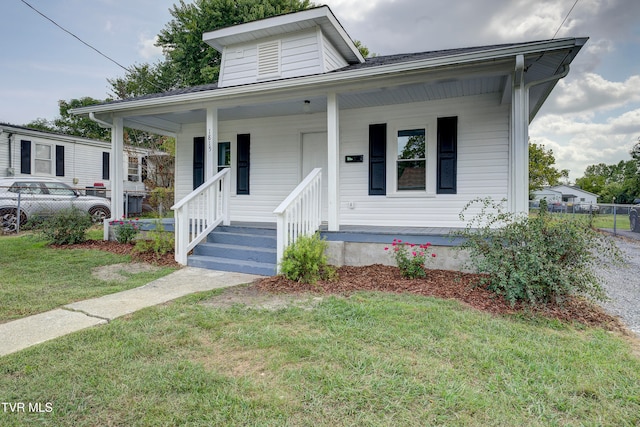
[173,93,510,228]
[218,29,323,87]
[338,94,510,227]
[322,32,348,72]
[0,132,110,190]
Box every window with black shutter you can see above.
[437,117,457,194]
[236,134,250,195]
[20,140,31,174]
[368,124,386,195]
[55,145,65,177]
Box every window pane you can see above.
[35,144,51,160]
[397,129,425,160]
[218,142,230,172]
[35,160,51,174]
[397,160,426,191]
[128,156,139,182]
[43,182,75,195]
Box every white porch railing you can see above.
[171,168,230,264]
[273,168,322,272]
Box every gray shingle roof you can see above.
[99,40,547,106]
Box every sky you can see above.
[1,0,639,181]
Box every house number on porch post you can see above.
[207,129,212,152]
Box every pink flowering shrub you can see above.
[109,216,140,244]
[384,238,436,279]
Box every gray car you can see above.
[0,177,111,232]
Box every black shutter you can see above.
[368,124,386,195]
[437,117,457,194]
[102,152,110,180]
[236,134,250,195]
[193,137,205,189]
[55,145,65,177]
[20,140,31,174]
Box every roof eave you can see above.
[71,37,584,117]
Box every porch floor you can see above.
[134,219,464,247]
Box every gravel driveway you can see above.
[598,231,640,336]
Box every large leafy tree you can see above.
[576,159,640,203]
[529,142,569,193]
[25,97,111,141]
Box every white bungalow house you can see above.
[71,6,586,274]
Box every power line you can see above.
[19,0,166,94]
[20,0,131,73]
[553,0,580,39]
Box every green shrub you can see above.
[109,217,140,244]
[456,198,623,307]
[134,220,174,257]
[385,239,437,279]
[280,233,335,284]
[37,207,93,245]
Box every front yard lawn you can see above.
[1,290,639,426]
[0,235,176,323]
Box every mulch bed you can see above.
[56,239,180,267]
[256,264,628,333]
[58,241,627,332]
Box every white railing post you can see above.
[273,168,323,273]
[171,168,230,265]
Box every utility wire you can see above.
[19,0,166,94]
[20,0,131,72]
[552,0,580,39]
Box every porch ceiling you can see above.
[121,73,509,132]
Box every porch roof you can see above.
[71,37,586,135]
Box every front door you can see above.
[302,132,328,222]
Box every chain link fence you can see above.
[0,182,173,233]
[529,200,639,234]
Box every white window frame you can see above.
[386,117,437,197]
[34,142,53,175]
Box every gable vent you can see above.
[257,41,281,78]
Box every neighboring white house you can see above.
[546,184,598,205]
[0,123,164,194]
[71,6,587,266]
[531,188,563,203]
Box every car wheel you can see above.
[0,208,27,233]
[631,212,640,233]
[89,206,111,223]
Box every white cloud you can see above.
[545,73,640,114]
[137,35,162,60]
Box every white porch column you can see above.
[510,54,528,215]
[206,107,219,179]
[327,92,340,231]
[104,116,125,239]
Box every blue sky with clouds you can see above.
[1,0,639,181]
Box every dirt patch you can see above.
[92,262,160,282]
[201,284,323,311]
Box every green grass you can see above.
[1,291,638,426]
[0,234,176,322]
[529,212,630,230]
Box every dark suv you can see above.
[631,199,640,233]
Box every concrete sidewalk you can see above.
[0,267,260,357]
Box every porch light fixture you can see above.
[303,100,311,113]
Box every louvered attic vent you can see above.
[257,41,281,78]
